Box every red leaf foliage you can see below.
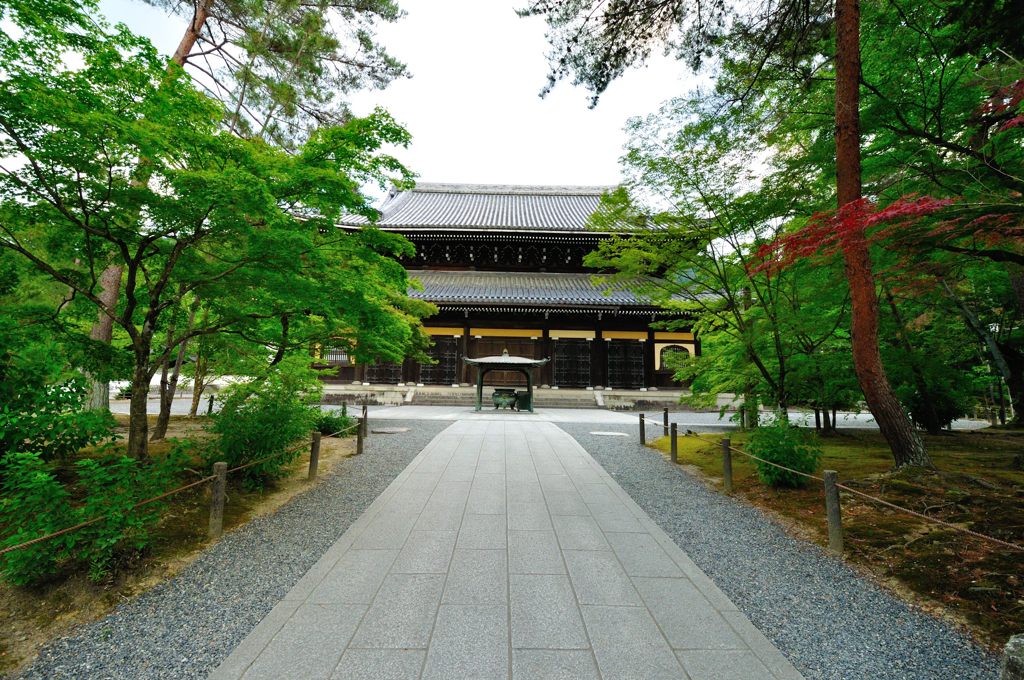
[979,78,1024,132]
[755,195,957,275]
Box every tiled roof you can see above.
[341,183,617,232]
[408,270,653,307]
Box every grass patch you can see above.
[0,414,357,676]
[650,428,1024,648]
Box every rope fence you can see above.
[639,413,1024,554]
[0,415,367,558]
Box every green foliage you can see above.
[0,452,77,585]
[211,360,321,487]
[746,420,822,488]
[0,448,189,585]
[314,409,354,436]
[73,450,186,580]
[0,0,430,458]
[142,0,408,147]
[0,376,115,461]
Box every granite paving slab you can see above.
[209,420,803,680]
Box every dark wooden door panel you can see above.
[365,362,402,384]
[553,339,591,387]
[607,340,645,388]
[419,336,459,385]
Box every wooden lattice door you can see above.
[553,339,591,387]
[365,362,402,384]
[419,336,459,385]
[607,340,645,388]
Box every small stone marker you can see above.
[1001,633,1024,680]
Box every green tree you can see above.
[0,3,426,458]
[86,0,411,412]
[586,104,852,423]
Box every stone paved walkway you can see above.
[209,420,803,680]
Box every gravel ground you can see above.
[15,419,453,680]
[560,423,1001,680]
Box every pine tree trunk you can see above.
[85,3,213,415]
[85,265,123,410]
[834,0,931,467]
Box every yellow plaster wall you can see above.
[470,328,543,338]
[550,330,596,339]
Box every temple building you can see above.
[325,183,697,390]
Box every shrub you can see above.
[314,409,354,436]
[74,449,186,581]
[0,452,77,585]
[211,362,320,488]
[746,419,822,488]
[0,448,188,585]
[0,376,116,461]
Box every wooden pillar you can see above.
[643,327,656,388]
[594,328,608,387]
[541,327,553,385]
[460,319,471,384]
[475,368,484,411]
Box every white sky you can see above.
[99,0,696,190]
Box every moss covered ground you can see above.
[649,428,1024,648]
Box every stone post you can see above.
[1002,635,1024,679]
[639,413,646,444]
[721,438,733,495]
[308,431,321,480]
[824,470,844,554]
[208,462,227,539]
[670,423,678,464]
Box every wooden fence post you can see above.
[356,417,364,456]
[208,462,227,539]
[361,403,368,438]
[663,407,669,437]
[639,413,646,443]
[207,394,214,415]
[721,438,733,495]
[308,431,321,480]
[670,423,678,463]
[824,469,844,554]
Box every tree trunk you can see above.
[127,352,152,458]
[823,406,832,432]
[814,408,821,431]
[189,376,205,417]
[1002,344,1024,427]
[885,290,943,434]
[834,0,930,467]
[85,265,123,410]
[152,296,198,440]
[997,378,1007,425]
[941,279,1022,426]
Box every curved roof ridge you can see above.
[411,183,615,196]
